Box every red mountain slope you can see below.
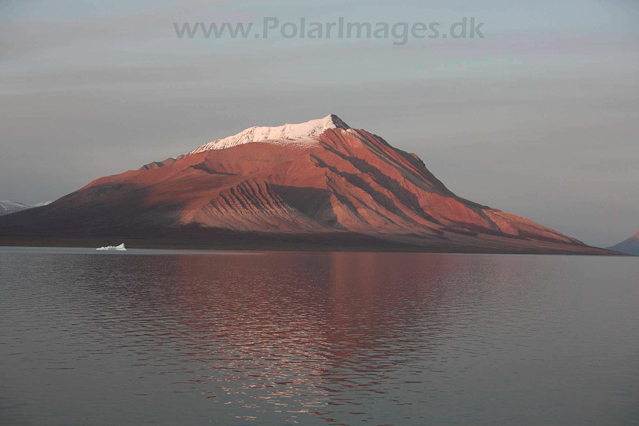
[0,115,614,254]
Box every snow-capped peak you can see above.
[0,199,30,208]
[189,114,349,154]
[0,199,54,216]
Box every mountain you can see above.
[607,231,639,255]
[0,200,52,216]
[0,200,33,216]
[0,115,615,254]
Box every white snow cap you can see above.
[189,114,349,154]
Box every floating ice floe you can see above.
[96,243,126,251]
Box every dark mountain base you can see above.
[0,227,622,255]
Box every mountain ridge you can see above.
[189,114,349,154]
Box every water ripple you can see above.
[1,249,638,425]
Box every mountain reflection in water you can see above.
[1,249,637,425]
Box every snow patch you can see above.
[0,199,53,216]
[189,114,349,154]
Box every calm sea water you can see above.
[0,247,637,425]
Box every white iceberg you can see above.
[96,243,127,251]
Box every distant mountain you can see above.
[0,200,53,216]
[607,231,639,255]
[0,115,615,254]
[0,200,32,216]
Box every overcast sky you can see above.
[1,0,637,247]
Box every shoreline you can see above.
[0,233,627,256]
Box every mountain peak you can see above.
[324,114,350,129]
[189,115,350,154]
[607,230,639,255]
